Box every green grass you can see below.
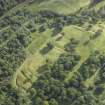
[11,24,91,89]
[11,21,105,91]
[12,25,91,89]
[9,0,105,91]
[65,22,105,83]
[28,0,89,14]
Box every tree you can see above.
[91,0,103,5]
[35,97,43,105]
[39,25,46,33]
[49,99,58,105]
[40,42,54,55]
[94,86,104,95]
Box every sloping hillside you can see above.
[29,0,89,14]
[0,0,27,16]
[1,0,105,105]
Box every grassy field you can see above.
[2,0,105,105]
[65,22,105,85]
[11,22,103,89]
[12,25,90,89]
[28,0,89,14]
[8,0,105,91]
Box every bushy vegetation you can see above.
[0,0,27,16]
[1,0,105,105]
[30,41,81,105]
[29,50,105,105]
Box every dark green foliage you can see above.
[65,38,79,52]
[83,40,90,45]
[0,1,105,105]
[90,29,102,39]
[16,28,31,47]
[0,7,33,105]
[40,42,54,55]
[30,51,105,105]
[39,25,46,33]
[52,23,63,36]
[94,85,104,95]
[91,0,103,5]
[0,29,13,44]
[79,54,101,80]
[0,0,27,16]
[0,86,32,105]
[31,44,81,105]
